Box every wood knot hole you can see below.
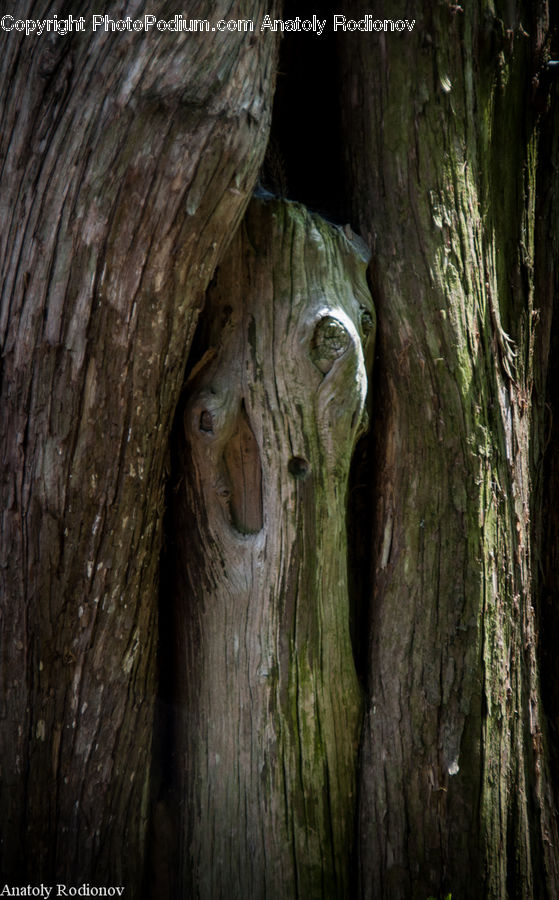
[199,410,213,433]
[288,457,310,480]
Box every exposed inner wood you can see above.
[172,195,375,899]
[223,400,263,534]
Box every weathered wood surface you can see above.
[171,196,375,899]
[0,3,279,887]
[340,2,559,898]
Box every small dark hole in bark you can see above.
[221,304,233,328]
[200,411,213,433]
[288,457,310,479]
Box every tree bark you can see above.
[4,1,559,896]
[340,2,559,897]
[169,196,375,899]
[537,14,559,846]
[0,3,279,888]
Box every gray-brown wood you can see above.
[0,3,279,888]
[339,2,559,898]
[171,196,375,899]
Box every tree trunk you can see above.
[0,3,279,888]
[3,1,559,897]
[339,2,559,897]
[169,196,374,899]
[539,75,559,873]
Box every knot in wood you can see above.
[199,410,213,433]
[311,316,350,373]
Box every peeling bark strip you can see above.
[0,2,279,887]
[173,197,375,899]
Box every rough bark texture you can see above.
[169,196,375,899]
[0,2,279,888]
[340,2,559,898]
[537,27,559,849]
[4,0,559,895]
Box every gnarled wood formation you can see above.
[171,196,375,899]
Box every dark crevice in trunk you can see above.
[148,307,211,900]
[347,431,375,689]
[352,263,387,699]
[261,0,348,222]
